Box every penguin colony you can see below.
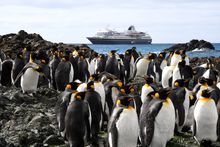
[1,46,220,147]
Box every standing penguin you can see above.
[55,82,80,137]
[16,53,42,94]
[55,54,74,91]
[193,89,218,146]
[77,53,90,82]
[64,92,90,147]
[84,81,103,145]
[141,76,157,103]
[139,88,175,147]
[95,54,106,74]
[169,79,190,133]
[134,55,150,78]
[1,59,13,87]
[105,50,120,79]
[49,51,61,90]
[108,96,139,147]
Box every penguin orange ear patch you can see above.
[117,81,123,87]
[130,88,134,92]
[66,84,72,89]
[76,95,81,100]
[155,93,160,99]
[174,82,179,87]
[120,89,125,93]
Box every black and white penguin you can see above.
[193,89,218,145]
[77,52,90,82]
[64,92,90,147]
[172,60,193,87]
[88,52,98,76]
[38,55,51,88]
[141,76,157,103]
[95,54,106,74]
[170,50,182,67]
[11,52,25,87]
[55,82,80,137]
[49,51,61,90]
[108,96,139,147]
[123,49,135,82]
[139,88,175,147]
[69,49,79,81]
[55,54,74,91]
[1,59,13,87]
[16,53,42,94]
[105,80,123,115]
[84,81,103,145]
[154,52,167,82]
[169,79,190,133]
[105,50,120,79]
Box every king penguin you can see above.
[141,76,157,103]
[139,88,175,147]
[55,53,74,91]
[17,53,43,94]
[108,96,139,147]
[193,89,218,146]
[84,81,103,145]
[11,51,25,87]
[55,82,80,137]
[64,92,90,147]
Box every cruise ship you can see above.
[87,25,152,44]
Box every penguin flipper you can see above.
[145,101,163,146]
[192,119,197,137]
[108,108,123,147]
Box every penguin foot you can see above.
[200,139,212,147]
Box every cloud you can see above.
[0,0,219,43]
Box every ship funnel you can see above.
[128,25,135,31]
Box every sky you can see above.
[0,0,219,43]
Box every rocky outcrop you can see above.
[0,30,92,59]
[164,39,215,52]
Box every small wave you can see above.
[192,48,213,52]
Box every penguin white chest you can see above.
[194,99,218,142]
[21,68,39,93]
[116,109,139,147]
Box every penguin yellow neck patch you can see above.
[199,98,212,103]
[144,84,150,88]
[163,98,171,107]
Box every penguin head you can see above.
[148,53,157,60]
[61,52,70,61]
[201,89,211,98]
[154,88,171,100]
[87,81,95,90]
[174,50,181,55]
[99,54,105,60]
[145,76,154,85]
[158,52,166,59]
[120,85,133,94]
[109,50,118,57]
[116,96,134,109]
[198,77,208,86]
[125,49,132,56]
[65,82,81,91]
[73,92,86,101]
[115,81,123,88]
[174,79,185,88]
[17,52,23,59]
[89,74,99,82]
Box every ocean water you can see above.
[88,43,220,58]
